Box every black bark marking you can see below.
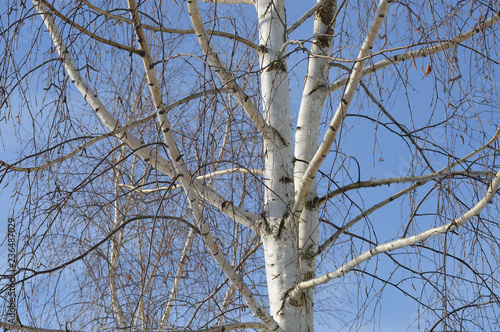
[268,61,286,72]
[279,176,293,184]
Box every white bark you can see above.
[188,0,302,328]
[254,0,304,329]
[119,168,263,193]
[293,0,391,217]
[286,0,328,35]
[293,0,338,328]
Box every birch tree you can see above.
[1,0,500,331]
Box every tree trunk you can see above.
[256,0,308,330]
[294,0,337,329]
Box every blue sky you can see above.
[1,1,500,331]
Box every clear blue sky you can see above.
[1,1,499,331]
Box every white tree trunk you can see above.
[255,0,306,330]
[294,1,337,328]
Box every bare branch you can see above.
[8,215,196,284]
[286,0,327,36]
[186,0,282,143]
[319,127,500,206]
[6,1,500,330]
[319,170,493,206]
[75,0,260,50]
[31,0,258,230]
[160,322,265,332]
[118,168,263,193]
[428,301,500,332]
[38,0,143,55]
[293,0,391,217]
[0,89,232,172]
[327,9,500,94]
[183,239,262,328]
[291,167,500,299]
[358,79,435,171]
[109,149,128,330]
[158,229,196,331]
[316,127,500,254]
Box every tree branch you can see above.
[0,321,265,332]
[118,168,263,193]
[38,0,143,55]
[183,239,262,328]
[327,9,500,94]
[358,79,435,172]
[318,126,500,206]
[3,215,197,286]
[31,0,258,231]
[158,229,197,331]
[293,0,391,218]
[187,0,282,143]
[159,321,265,332]
[290,167,500,299]
[1,88,232,172]
[109,150,128,330]
[286,0,327,36]
[315,126,500,255]
[75,0,260,50]
[428,301,498,332]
